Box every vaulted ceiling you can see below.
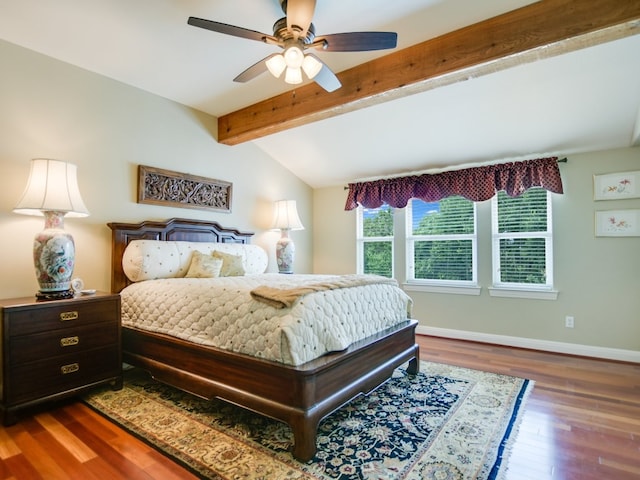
[1,0,639,188]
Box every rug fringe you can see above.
[490,379,535,480]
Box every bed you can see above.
[108,217,419,461]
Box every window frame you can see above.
[356,205,394,277]
[404,198,480,295]
[489,188,557,300]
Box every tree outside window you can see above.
[407,197,477,284]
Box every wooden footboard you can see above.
[123,319,419,461]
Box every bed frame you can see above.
[108,218,419,461]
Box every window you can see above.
[356,205,394,277]
[491,187,555,296]
[356,188,556,299]
[406,197,477,289]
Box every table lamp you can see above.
[271,199,304,274]
[13,159,89,300]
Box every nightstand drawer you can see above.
[8,346,120,404]
[6,298,117,336]
[9,322,119,364]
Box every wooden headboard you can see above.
[108,218,254,293]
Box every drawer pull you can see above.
[60,311,79,321]
[61,363,80,374]
[60,336,79,347]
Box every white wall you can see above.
[314,148,640,355]
[0,40,313,298]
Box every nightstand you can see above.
[0,292,122,425]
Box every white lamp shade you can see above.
[14,158,89,217]
[271,200,304,231]
[302,55,322,79]
[265,54,286,78]
[283,45,304,69]
[284,66,303,85]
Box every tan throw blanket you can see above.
[250,274,398,309]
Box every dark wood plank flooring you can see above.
[0,335,638,479]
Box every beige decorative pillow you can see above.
[185,251,224,278]
[212,250,245,277]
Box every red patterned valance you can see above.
[344,157,564,210]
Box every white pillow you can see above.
[122,240,268,282]
[122,240,184,282]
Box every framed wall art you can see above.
[138,165,232,213]
[595,210,640,237]
[593,170,640,200]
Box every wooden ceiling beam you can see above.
[217,0,640,145]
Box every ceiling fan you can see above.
[187,0,398,92]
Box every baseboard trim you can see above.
[416,326,640,363]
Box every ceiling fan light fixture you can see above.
[285,66,303,84]
[266,54,287,78]
[301,55,322,79]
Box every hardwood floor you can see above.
[422,336,640,480]
[0,335,638,479]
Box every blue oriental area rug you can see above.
[84,361,532,479]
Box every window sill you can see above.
[488,287,558,300]
[403,283,481,296]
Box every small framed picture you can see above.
[593,171,640,200]
[595,210,640,237]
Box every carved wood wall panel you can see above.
[137,165,232,213]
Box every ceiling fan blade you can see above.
[285,0,316,37]
[306,54,341,92]
[233,55,275,83]
[188,17,276,43]
[315,31,397,52]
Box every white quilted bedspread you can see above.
[121,273,412,366]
